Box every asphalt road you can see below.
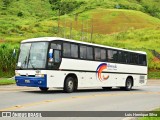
[0,80,160,120]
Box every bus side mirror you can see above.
[13,49,16,57]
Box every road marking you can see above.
[0,88,37,91]
[0,91,160,111]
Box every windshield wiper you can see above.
[27,47,36,70]
[28,58,36,70]
[19,56,28,69]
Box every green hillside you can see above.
[0,0,160,78]
[60,8,160,34]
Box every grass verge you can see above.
[0,78,15,85]
[139,108,160,120]
[148,71,160,79]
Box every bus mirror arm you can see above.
[13,49,16,57]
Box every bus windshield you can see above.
[17,42,48,69]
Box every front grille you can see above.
[21,75,35,77]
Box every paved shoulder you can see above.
[147,80,160,86]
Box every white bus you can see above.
[15,37,147,93]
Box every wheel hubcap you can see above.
[68,81,73,90]
[127,81,131,88]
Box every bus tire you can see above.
[124,78,133,91]
[39,87,49,92]
[120,87,125,90]
[64,77,75,93]
[102,87,112,90]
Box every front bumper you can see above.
[15,75,47,87]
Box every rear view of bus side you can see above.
[15,37,147,93]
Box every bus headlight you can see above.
[15,72,20,76]
[35,74,44,77]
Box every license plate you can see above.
[25,80,30,83]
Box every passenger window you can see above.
[139,55,147,66]
[119,51,130,64]
[95,48,101,60]
[71,44,78,58]
[87,47,93,60]
[134,54,139,64]
[108,50,118,62]
[130,53,139,64]
[63,43,71,57]
[118,51,123,63]
[124,52,130,64]
[80,45,87,59]
[101,49,106,61]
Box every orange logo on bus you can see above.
[96,63,109,81]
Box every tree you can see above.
[49,0,85,15]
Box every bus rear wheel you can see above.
[124,78,133,91]
[64,77,75,93]
[102,87,112,90]
[39,87,49,92]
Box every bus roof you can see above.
[21,37,146,54]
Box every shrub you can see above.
[17,11,23,17]
[50,0,86,15]
[0,44,19,77]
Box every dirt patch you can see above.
[153,57,160,62]
[59,9,158,34]
[147,80,160,86]
[0,39,5,43]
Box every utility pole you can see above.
[86,20,88,42]
[64,14,66,38]
[75,13,78,25]
[90,19,93,43]
[58,9,60,37]
[81,19,84,41]
[75,13,78,39]
[70,21,72,39]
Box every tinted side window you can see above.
[71,44,78,58]
[139,55,147,66]
[101,49,106,61]
[51,43,61,50]
[134,54,139,64]
[63,43,70,57]
[124,52,130,64]
[119,52,130,64]
[95,48,101,60]
[118,51,123,63]
[108,50,113,62]
[108,50,118,62]
[130,53,139,64]
[80,45,87,59]
[87,47,93,60]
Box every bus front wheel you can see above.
[64,77,75,93]
[39,87,49,92]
